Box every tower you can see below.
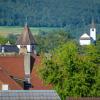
[16,22,36,89]
[90,19,96,42]
[16,22,36,54]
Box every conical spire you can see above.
[16,21,35,45]
[91,18,95,28]
[25,17,28,27]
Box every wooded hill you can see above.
[0,0,100,37]
[0,0,99,27]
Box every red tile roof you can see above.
[30,56,52,90]
[0,55,25,79]
[0,55,52,90]
[31,70,52,90]
[0,66,23,90]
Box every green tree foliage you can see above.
[35,30,73,53]
[1,0,100,38]
[7,34,18,44]
[0,36,8,44]
[0,34,17,45]
[39,41,100,100]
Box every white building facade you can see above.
[79,33,91,45]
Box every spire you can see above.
[16,19,35,45]
[82,18,86,33]
[91,18,95,28]
[25,17,28,27]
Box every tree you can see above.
[39,41,100,100]
[35,30,73,53]
[0,36,8,44]
[7,34,17,44]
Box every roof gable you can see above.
[80,33,90,40]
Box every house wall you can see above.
[17,45,33,53]
[27,45,32,52]
[0,81,3,90]
[79,40,91,45]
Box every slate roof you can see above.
[16,23,35,45]
[0,90,61,100]
[0,45,19,53]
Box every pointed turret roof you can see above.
[16,23,35,45]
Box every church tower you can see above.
[90,19,96,42]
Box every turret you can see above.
[16,22,36,89]
[16,23,36,54]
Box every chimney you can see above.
[23,53,33,90]
[24,53,31,83]
[2,84,9,90]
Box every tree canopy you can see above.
[39,41,100,100]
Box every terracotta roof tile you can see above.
[0,55,25,79]
[31,56,52,90]
[0,67,23,90]
[0,55,52,90]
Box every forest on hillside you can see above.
[0,0,100,37]
[0,0,100,27]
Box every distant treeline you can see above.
[0,0,100,37]
[0,0,100,27]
